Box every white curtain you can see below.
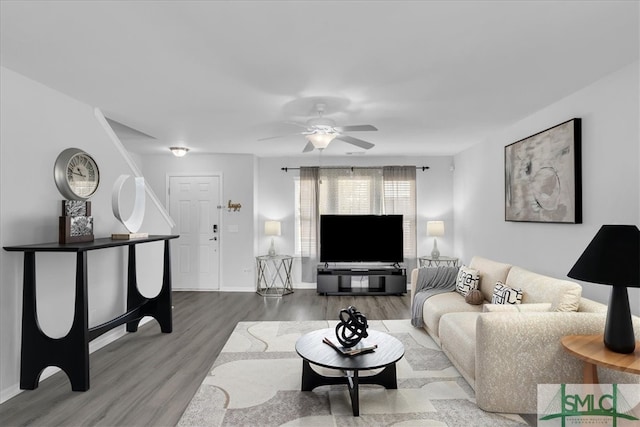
[299,166,417,281]
[383,166,417,272]
[299,167,319,282]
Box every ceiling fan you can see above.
[260,103,377,153]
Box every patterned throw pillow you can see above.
[456,266,480,297]
[491,281,523,304]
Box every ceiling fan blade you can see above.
[334,124,378,132]
[258,133,301,141]
[334,135,375,150]
[284,121,310,129]
[302,141,315,153]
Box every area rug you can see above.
[177,320,528,426]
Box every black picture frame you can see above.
[505,118,582,223]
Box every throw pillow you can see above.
[465,289,484,305]
[456,266,480,297]
[483,302,552,312]
[491,281,523,304]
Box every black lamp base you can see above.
[604,286,636,354]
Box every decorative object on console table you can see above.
[111,175,149,240]
[54,148,100,244]
[59,200,94,243]
[335,306,369,348]
[505,118,582,223]
[53,147,101,201]
[568,224,640,354]
[427,221,444,259]
[264,220,281,256]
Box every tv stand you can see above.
[317,266,406,295]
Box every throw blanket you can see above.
[411,266,459,327]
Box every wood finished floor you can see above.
[0,290,413,426]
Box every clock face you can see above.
[54,148,100,200]
[66,153,99,198]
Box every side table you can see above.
[256,254,294,297]
[561,334,640,383]
[418,256,459,268]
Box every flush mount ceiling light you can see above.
[169,146,189,157]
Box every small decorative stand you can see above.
[256,254,294,296]
[59,200,94,243]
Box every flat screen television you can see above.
[320,214,404,263]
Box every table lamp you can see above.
[567,224,639,354]
[265,220,281,257]
[427,221,445,259]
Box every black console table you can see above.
[3,235,179,391]
[316,266,406,295]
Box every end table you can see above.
[418,256,459,268]
[561,334,640,383]
[256,254,294,297]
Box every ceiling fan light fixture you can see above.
[305,132,337,149]
[170,146,189,157]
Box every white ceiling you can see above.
[1,1,638,157]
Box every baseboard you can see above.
[0,384,21,405]
[0,317,154,404]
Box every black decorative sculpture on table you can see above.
[335,306,369,348]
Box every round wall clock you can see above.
[53,148,100,200]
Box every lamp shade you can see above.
[264,220,281,236]
[567,225,639,288]
[427,221,445,237]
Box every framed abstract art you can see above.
[505,118,582,223]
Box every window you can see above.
[297,166,416,280]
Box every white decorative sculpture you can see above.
[112,175,147,238]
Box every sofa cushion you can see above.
[491,282,523,304]
[505,266,582,312]
[469,256,513,303]
[483,303,552,312]
[456,266,480,296]
[423,292,484,340]
[439,312,480,383]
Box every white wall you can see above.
[453,61,640,315]
[0,67,171,402]
[257,155,455,286]
[134,153,455,292]
[139,153,257,291]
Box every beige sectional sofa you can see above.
[411,256,640,414]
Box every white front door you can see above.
[169,175,221,290]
